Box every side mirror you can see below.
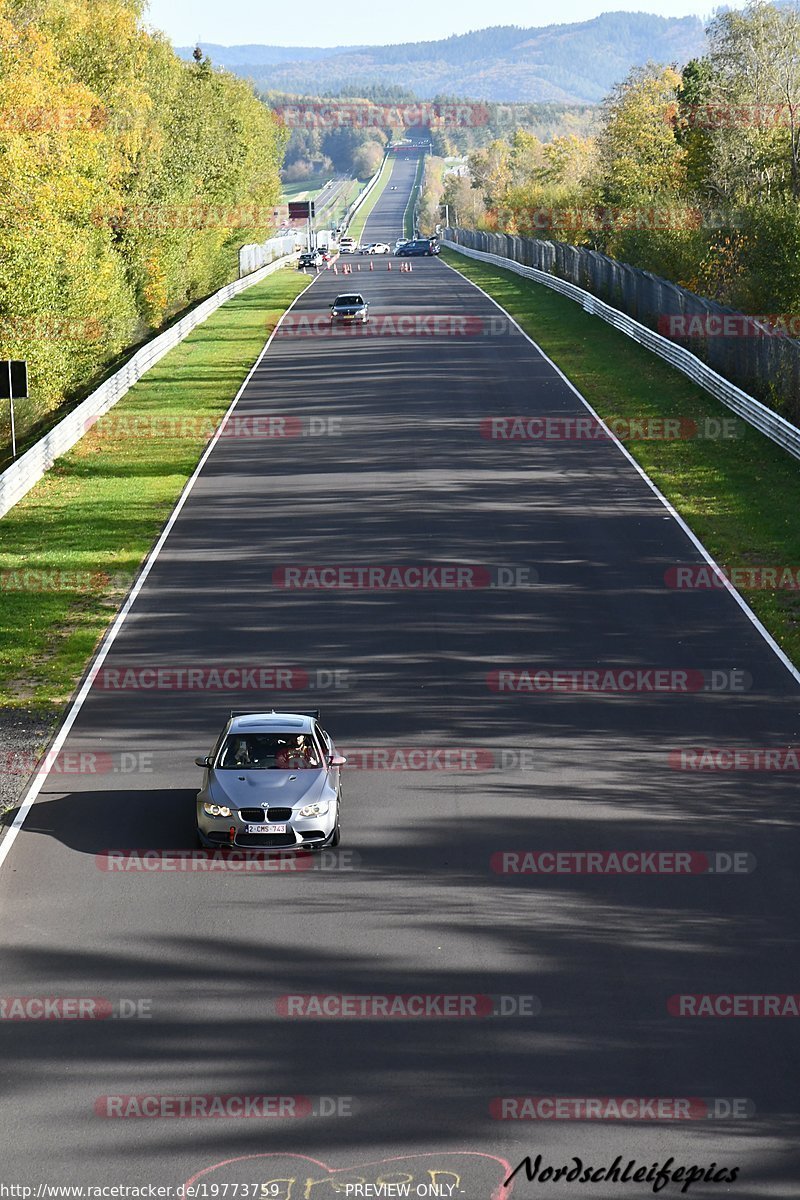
[329,754,347,767]
[195,756,212,768]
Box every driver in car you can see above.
[275,735,319,769]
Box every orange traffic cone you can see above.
[387,261,392,271]
[369,260,374,270]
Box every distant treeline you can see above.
[265,84,597,181]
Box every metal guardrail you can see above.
[443,238,800,463]
[238,234,297,278]
[0,250,299,520]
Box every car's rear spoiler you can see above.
[229,709,320,720]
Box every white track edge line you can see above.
[441,253,800,690]
[0,275,317,874]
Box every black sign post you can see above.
[288,201,316,252]
[0,360,28,459]
[287,201,315,220]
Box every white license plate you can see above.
[246,823,286,834]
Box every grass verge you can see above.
[0,265,311,715]
[403,156,424,239]
[347,157,394,244]
[442,247,800,668]
[281,176,328,202]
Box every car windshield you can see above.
[335,295,364,306]
[216,732,322,770]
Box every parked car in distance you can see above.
[298,250,323,269]
[395,238,438,257]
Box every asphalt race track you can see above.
[2,147,800,1196]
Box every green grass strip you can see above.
[281,176,328,202]
[403,155,424,239]
[0,265,311,715]
[347,157,394,244]
[442,247,800,670]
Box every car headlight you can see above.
[298,802,330,818]
[203,802,232,817]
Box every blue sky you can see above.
[144,0,725,49]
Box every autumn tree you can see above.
[597,62,687,203]
[0,0,287,444]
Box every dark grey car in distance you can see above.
[330,293,369,323]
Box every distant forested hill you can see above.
[177,14,706,104]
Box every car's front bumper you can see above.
[197,805,337,850]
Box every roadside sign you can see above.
[0,360,27,400]
[288,201,315,219]
[0,359,28,460]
